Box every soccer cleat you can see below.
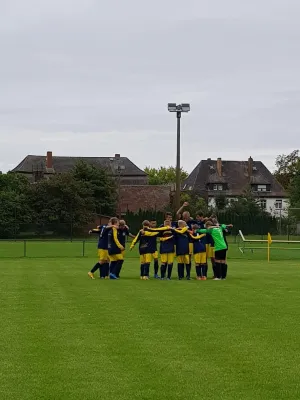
[100,277,105,280]
[202,277,207,281]
[105,276,109,280]
[154,274,160,279]
[196,276,201,281]
[213,278,221,281]
[88,272,95,280]
[186,277,191,281]
[109,273,117,280]
[140,276,144,280]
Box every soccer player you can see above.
[130,220,159,280]
[159,220,175,280]
[88,222,111,280]
[172,220,191,280]
[115,220,135,278]
[197,221,233,280]
[107,217,125,280]
[177,202,198,271]
[150,219,160,279]
[191,224,207,280]
[221,225,231,279]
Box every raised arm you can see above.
[176,201,189,219]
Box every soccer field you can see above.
[1,246,300,399]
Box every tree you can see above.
[215,195,227,211]
[179,192,209,217]
[226,189,265,217]
[28,173,96,235]
[274,150,300,190]
[72,161,117,216]
[145,166,188,185]
[0,173,33,238]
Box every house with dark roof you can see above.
[12,151,148,185]
[182,157,288,216]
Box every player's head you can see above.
[192,224,199,232]
[142,220,150,228]
[165,212,172,222]
[119,219,126,229]
[178,220,187,228]
[164,220,171,227]
[110,217,119,228]
[196,211,204,221]
[182,211,190,221]
[150,219,157,228]
[205,220,213,228]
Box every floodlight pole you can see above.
[168,103,190,211]
[176,111,181,211]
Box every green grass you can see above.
[1,236,300,260]
[1,249,300,399]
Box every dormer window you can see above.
[213,184,223,191]
[257,185,267,192]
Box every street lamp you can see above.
[168,103,190,210]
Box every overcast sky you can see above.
[0,0,299,174]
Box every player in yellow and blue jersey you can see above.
[107,218,125,280]
[116,220,135,278]
[159,220,175,280]
[130,220,159,280]
[191,224,207,280]
[88,222,111,279]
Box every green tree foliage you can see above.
[72,161,117,216]
[226,189,266,217]
[274,150,300,190]
[179,192,209,217]
[28,173,95,235]
[215,195,227,211]
[145,166,188,185]
[0,174,32,238]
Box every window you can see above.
[213,184,223,191]
[260,199,267,209]
[257,185,267,192]
[275,199,282,209]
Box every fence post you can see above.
[24,240,27,257]
[82,240,85,257]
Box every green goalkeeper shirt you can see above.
[197,224,227,252]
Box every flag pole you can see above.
[267,233,272,263]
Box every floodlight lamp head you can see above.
[168,103,177,112]
[181,103,190,112]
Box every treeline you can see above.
[0,161,117,238]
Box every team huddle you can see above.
[88,202,233,281]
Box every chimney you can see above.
[217,157,222,177]
[248,156,253,178]
[115,153,120,159]
[46,151,53,169]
